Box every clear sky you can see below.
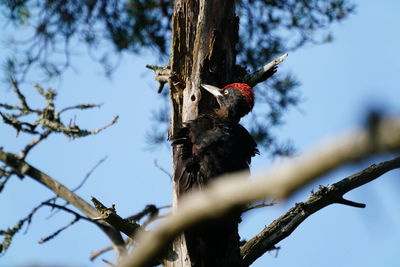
[1,0,400,266]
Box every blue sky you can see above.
[1,0,400,266]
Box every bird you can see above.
[172,83,259,267]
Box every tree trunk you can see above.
[166,0,239,266]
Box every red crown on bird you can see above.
[222,83,254,109]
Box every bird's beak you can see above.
[201,84,223,97]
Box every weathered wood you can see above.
[167,0,239,266]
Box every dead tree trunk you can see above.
[167,0,239,266]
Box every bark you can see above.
[167,0,239,266]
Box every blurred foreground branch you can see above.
[118,117,400,267]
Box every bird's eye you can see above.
[223,90,229,95]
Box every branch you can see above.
[243,200,277,213]
[58,103,103,115]
[117,117,400,267]
[19,130,51,159]
[91,245,115,261]
[1,82,118,143]
[1,198,90,252]
[44,156,109,220]
[92,197,140,238]
[154,159,172,179]
[39,115,119,138]
[73,156,108,192]
[240,156,400,266]
[38,216,80,244]
[146,64,171,93]
[90,204,170,261]
[245,53,288,87]
[0,111,39,135]
[41,202,94,223]
[10,77,30,111]
[0,149,126,258]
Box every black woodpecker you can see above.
[172,83,258,267]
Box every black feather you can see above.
[171,112,258,267]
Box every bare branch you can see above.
[38,216,80,244]
[91,245,115,261]
[245,53,288,87]
[336,197,366,208]
[118,117,400,267]
[243,200,277,213]
[41,202,93,223]
[73,156,108,192]
[240,156,400,266]
[0,111,39,135]
[0,103,28,112]
[146,65,171,83]
[0,167,13,192]
[125,205,159,223]
[45,156,109,220]
[103,259,116,266]
[90,204,170,261]
[0,149,126,257]
[19,130,52,159]
[91,197,140,238]
[89,116,119,135]
[58,103,103,115]
[154,159,172,179]
[146,64,171,93]
[10,77,30,111]
[1,199,53,253]
[1,82,118,141]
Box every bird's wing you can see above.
[234,124,259,164]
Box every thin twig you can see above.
[91,245,114,261]
[38,216,80,244]
[58,103,102,115]
[102,259,116,266]
[154,159,172,179]
[73,156,108,192]
[42,202,93,223]
[10,76,29,111]
[19,130,52,159]
[46,156,108,219]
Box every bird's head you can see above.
[201,83,254,121]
